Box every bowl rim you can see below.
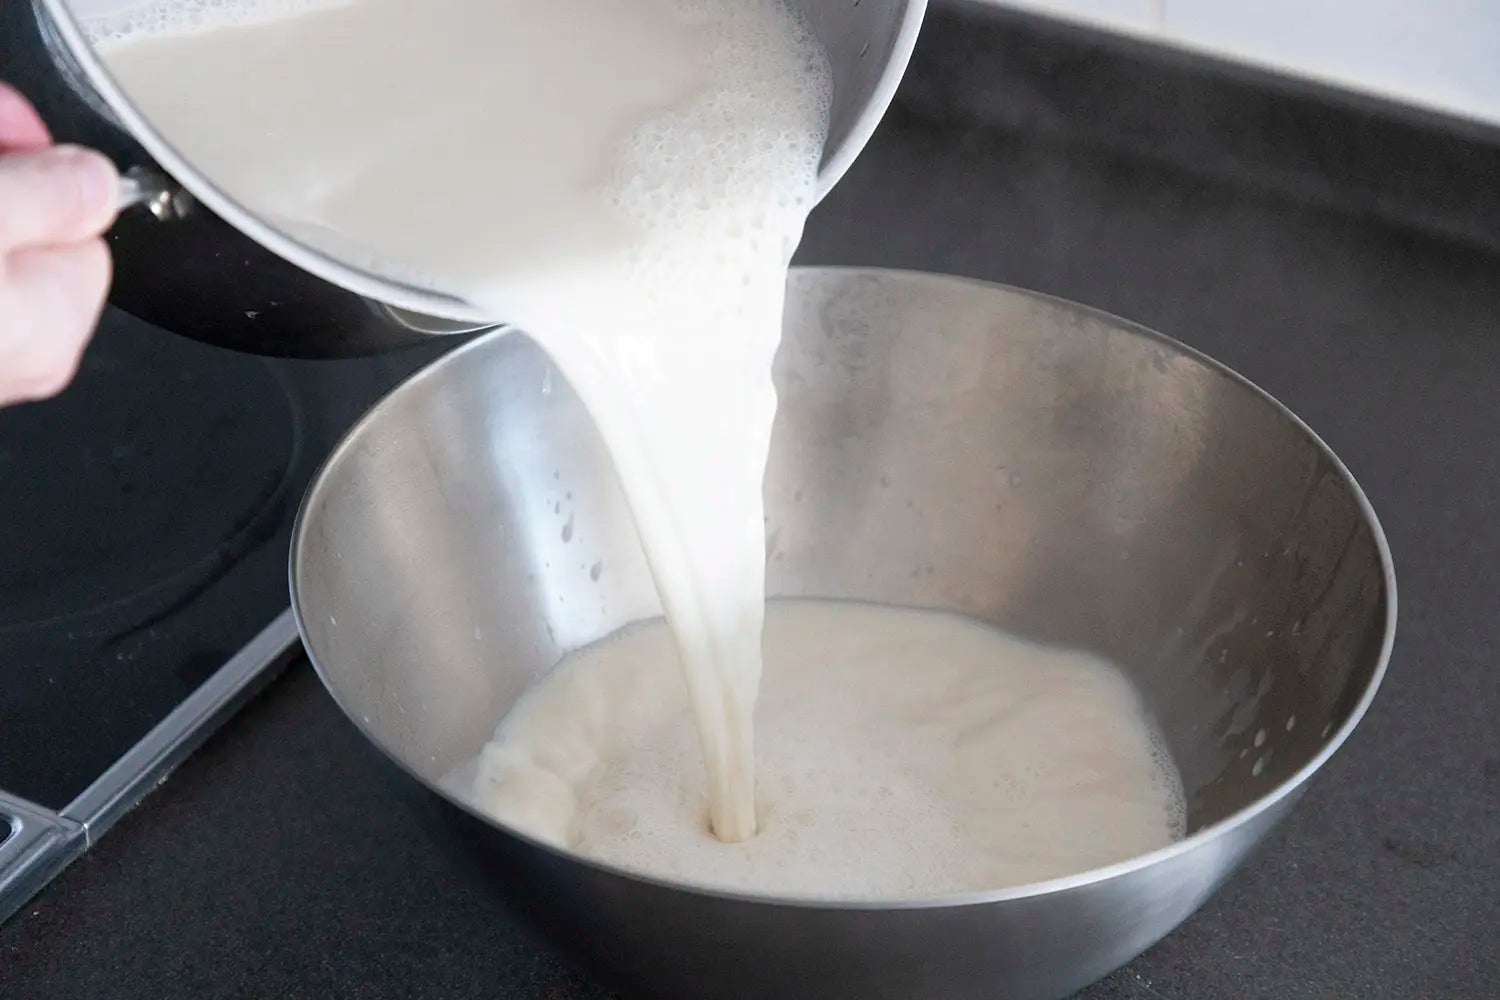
[290,265,1398,911]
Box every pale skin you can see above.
[0,83,120,407]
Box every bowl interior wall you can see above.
[293,269,1388,836]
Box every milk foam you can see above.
[465,600,1186,900]
[79,0,352,47]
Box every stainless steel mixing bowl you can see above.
[290,267,1395,1000]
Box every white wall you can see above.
[992,0,1500,127]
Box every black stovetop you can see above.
[0,312,447,808]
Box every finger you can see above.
[0,145,119,250]
[0,238,111,403]
[0,83,52,153]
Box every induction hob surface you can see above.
[0,308,449,920]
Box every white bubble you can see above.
[81,0,354,46]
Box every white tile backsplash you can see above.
[982,0,1500,126]
[1164,0,1500,125]
[996,0,1158,35]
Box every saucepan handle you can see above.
[118,164,192,219]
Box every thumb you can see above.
[0,145,119,251]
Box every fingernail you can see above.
[54,145,119,215]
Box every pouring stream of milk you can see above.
[96,0,831,841]
[94,0,1188,883]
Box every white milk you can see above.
[97,0,1190,892]
[97,0,830,843]
[465,600,1186,900]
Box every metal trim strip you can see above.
[0,609,300,923]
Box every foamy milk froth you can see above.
[95,0,1188,892]
[468,601,1186,899]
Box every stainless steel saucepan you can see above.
[1,0,926,356]
[289,268,1395,1000]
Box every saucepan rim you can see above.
[35,0,926,326]
[289,265,1397,912]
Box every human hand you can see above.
[0,82,119,406]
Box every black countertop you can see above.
[4,6,1498,997]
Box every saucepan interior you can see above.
[290,267,1393,1000]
